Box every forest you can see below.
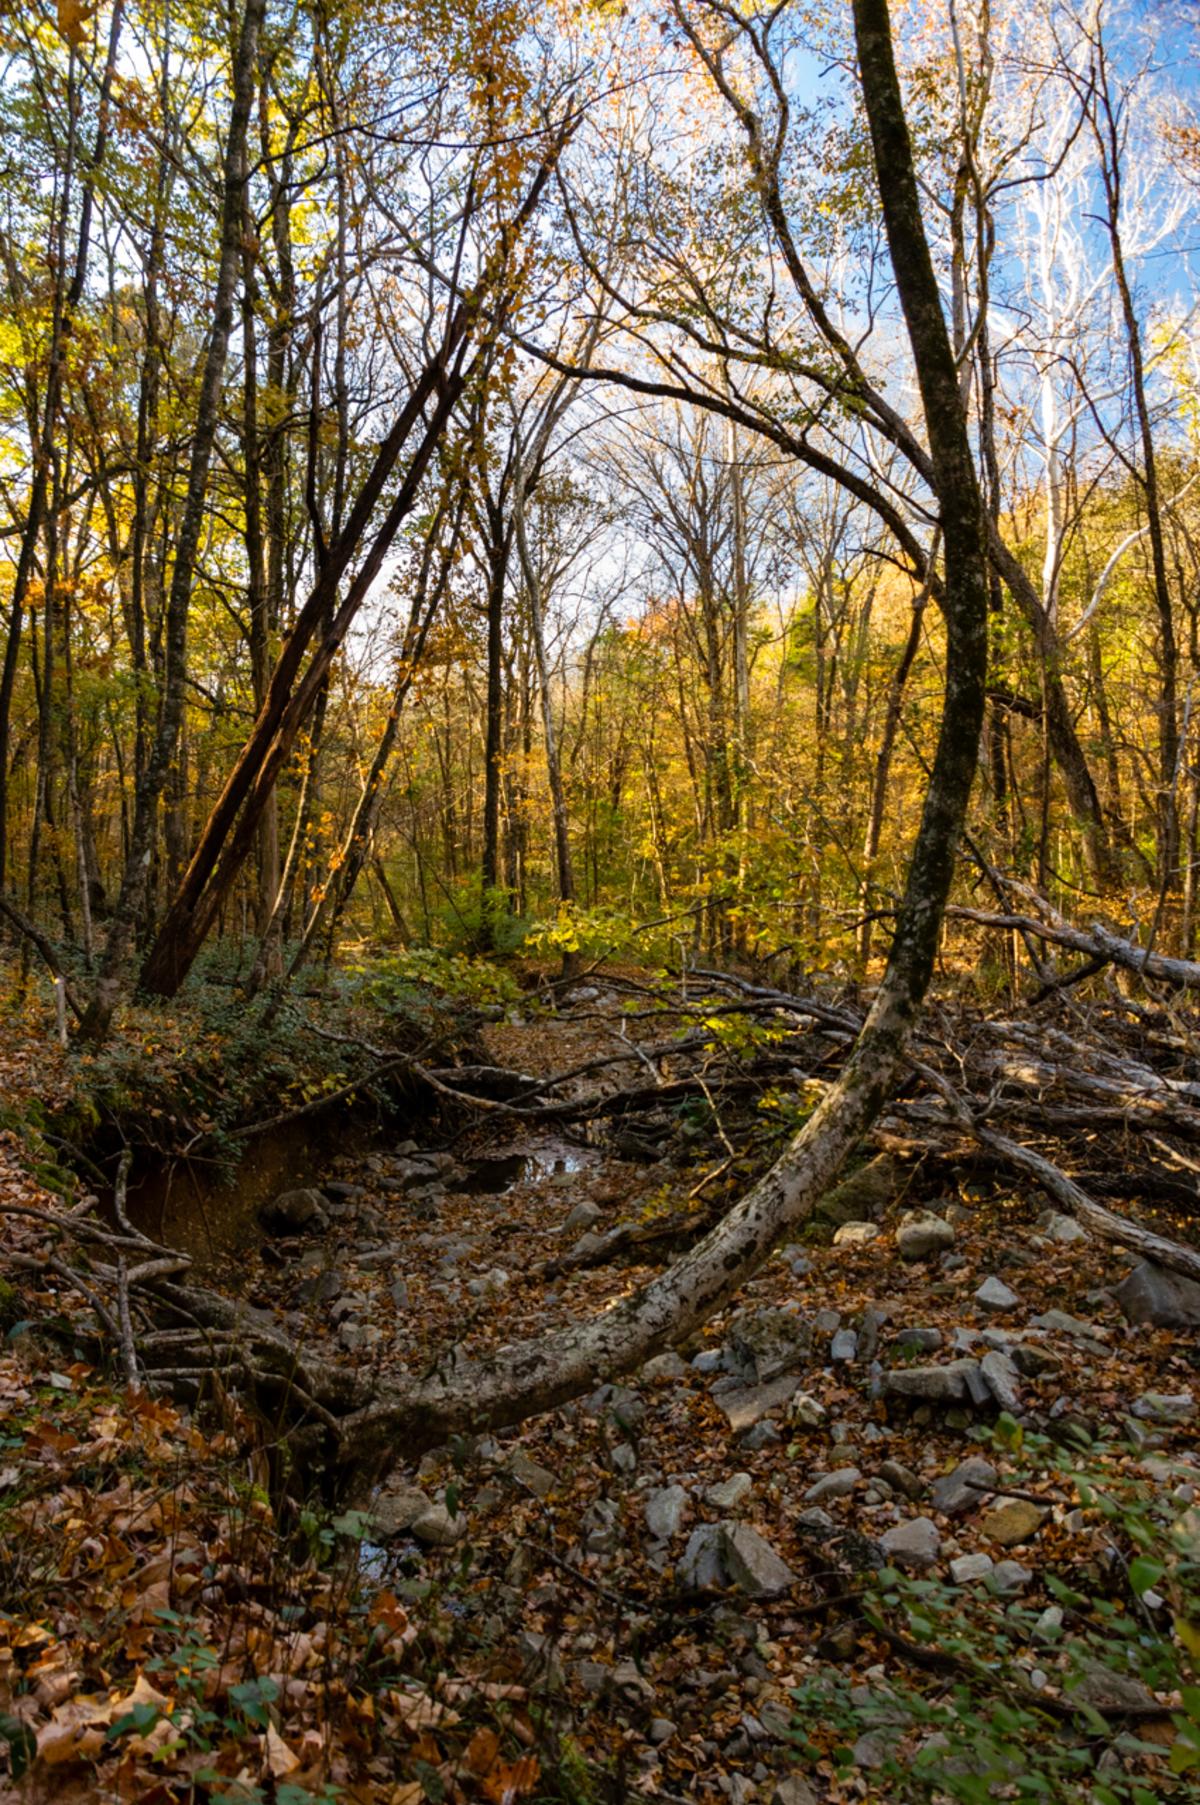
[1,0,1200,1801]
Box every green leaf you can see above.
[0,1715,36,1779]
[107,1701,161,1739]
[1129,1556,1165,1596]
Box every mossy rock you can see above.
[812,1153,907,1233]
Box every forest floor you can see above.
[0,970,1199,1805]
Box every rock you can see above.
[1031,1308,1105,1342]
[979,1499,1048,1546]
[720,1522,798,1597]
[389,1278,409,1310]
[771,1779,818,1805]
[355,1243,402,1270]
[804,1468,861,1504]
[726,1307,812,1381]
[509,1450,557,1498]
[583,1383,645,1435]
[794,1507,836,1539]
[830,1329,858,1362]
[642,1352,689,1381]
[814,1309,841,1335]
[1036,1209,1089,1244]
[258,1187,329,1236]
[990,1559,1033,1594]
[704,1473,753,1511]
[740,1421,781,1450]
[883,1358,982,1404]
[563,1200,603,1234]
[1115,1261,1200,1331]
[583,1499,621,1555]
[322,1181,366,1201]
[879,1516,941,1571]
[818,1153,902,1227]
[645,1485,690,1540]
[930,1457,997,1517]
[896,1210,955,1262]
[411,1501,465,1546]
[832,1221,879,1247]
[879,1459,923,1500]
[1069,1657,1157,1715]
[979,1350,1022,1415]
[950,1552,994,1583]
[975,1276,1020,1313]
[787,1392,828,1428]
[716,1374,799,1434]
[678,1524,726,1591]
[693,1349,724,1374]
[887,1326,944,1356]
[1131,1390,1195,1423]
[649,1718,676,1746]
[369,1485,434,1538]
[858,1306,885,1361]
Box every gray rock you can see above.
[771,1777,818,1805]
[584,1383,646,1435]
[930,1457,997,1517]
[716,1374,799,1434]
[583,1499,621,1555]
[794,1507,836,1539]
[832,1221,880,1246]
[830,1329,858,1363]
[950,1553,994,1583]
[887,1326,944,1356]
[975,1276,1020,1313]
[678,1523,726,1591]
[726,1307,813,1381]
[879,1459,923,1500]
[880,1516,941,1571]
[258,1187,329,1236]
[740,1421,782,1450]
[896,1210,955,1262]
[645,1484,690,1540]
[818,1152,902,1227]
[814,1309,842,1335]
[1115,1261,1200,1332]
[1030,1308,1102,1340]
[1131,1390,1195,1422]
[980,1350,1022,1415]
[804,1467,861,1504]
[704,1472,753,1511]
[411,1501,466,1546]
[787,1392,828,1428]
[1070,1658,1156,1714]
[883,1359,983,1404]
[355,1243,402,1270]
[720,1522,798,1597]
[370,1485,434,1537]
[649,1719,676,1746]
[1036,1209,1089,1245]
[693,1349,724,1374]
[990,1559,1033,1595]
[563,1200,603,1234]
[509,1450,557,1498]
[642,1352,689,1381]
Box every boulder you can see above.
[411,1501,466,1546]
[726,1307,812,1381]
[979,1350,1022,1415]
[883,1358,983,1404]
[896,1210,955,1262]
[817,1152,902,1227]
[563,1199,603,1234]
[716,1374,799,1434]
[1115,1260,1200,1332]
[258,1187,329,1236]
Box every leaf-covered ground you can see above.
[1,979,1199,1804]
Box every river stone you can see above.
[979,1499,1048,1546]
[883,1359,982,1404]
[880,1516,941,1571]
[896,1210,955,1262]
[645,1485,690,1540]
[1115,1260,1200,1331]
[832,1221,880,1247]
[704,1472,753,1511]
[975,1276,1020,1313]
[720,1522,797,1597]
[258,1187,329,1236]
[930,1456,997,1517]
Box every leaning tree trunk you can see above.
[329,0,992,1476]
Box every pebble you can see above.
[880,1516,941,1571]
